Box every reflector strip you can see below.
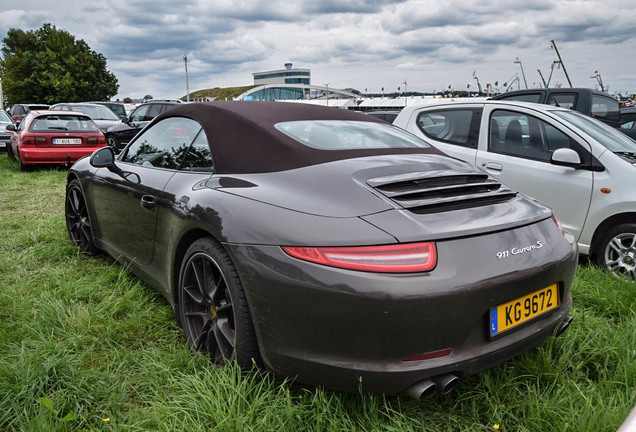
[403,347,453,362]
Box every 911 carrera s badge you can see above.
[497,241,543,260]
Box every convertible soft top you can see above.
[153,101,442,174]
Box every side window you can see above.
[146,104,163,120]
[180,130,214,172]
[121,117,202,169]
[416,109,478,147]
[591,95,620,124]
[497,93,541,103]
[490,110,573,162]
[130,105,150,122]
[18,113,30,130]
[548,93,576,109]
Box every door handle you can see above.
[482,162,503,172]
[140,195,156,211]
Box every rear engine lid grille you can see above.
[367,171,517,213]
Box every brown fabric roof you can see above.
[153,101,441,174]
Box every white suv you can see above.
[394,100,636,279]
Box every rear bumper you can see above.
[19,145,105,165]
[226,218,578,395]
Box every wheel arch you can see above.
[171,228,219,306]
[66,171,81,187]
[590,212,636,260]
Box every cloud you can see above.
[1,0,635,99]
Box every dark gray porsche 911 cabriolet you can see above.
[65,101,577,399]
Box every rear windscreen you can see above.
[30,115,99,133]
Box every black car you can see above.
[49,103,121,133]
[620,106,636,140]
[104,101,181,151]
[66,101,576,398]
[491,88,621,128]
[87,101,127,119]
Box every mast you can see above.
[550,40,572,88]
[537,69,547,88]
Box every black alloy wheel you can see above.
[65,179,98,254]
[599,223,636,280]
[106,135,119,151]
[177,238,260,368]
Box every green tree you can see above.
[143,94,153,100]
[0,23,118,105]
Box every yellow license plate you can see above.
[490,284,559,336]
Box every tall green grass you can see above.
[0,156,634,431]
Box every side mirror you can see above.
[5,124,16,131]
[551,148,581,168]
[90,146,115,168]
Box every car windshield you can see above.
[72,105,119,120]
[275,120,430,150]
[552,110,636,153]
[30,115,99,132]
[0,110,12,123]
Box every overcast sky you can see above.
[2,0,635,100]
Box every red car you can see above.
[7,110,107,171]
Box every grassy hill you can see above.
[182,85,259,101]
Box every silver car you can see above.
[0,110,14,152]
[394,100,636,279]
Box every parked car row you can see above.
[3,100,183,157]
[104,100,182,151]
[6,94,636,281]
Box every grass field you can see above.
[1,155,635,431]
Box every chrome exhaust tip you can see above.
[432,373,459,395]
[405,379,437,401]
[555,316,574,337]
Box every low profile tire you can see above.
[106,134,119,151]
[597,223,636,280]
[177,238,260,368]
[65,179,98,254]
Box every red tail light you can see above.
[282,242,437,273]
[22,136,36,145]
[88,135,106,145]
[551,214,565,235]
